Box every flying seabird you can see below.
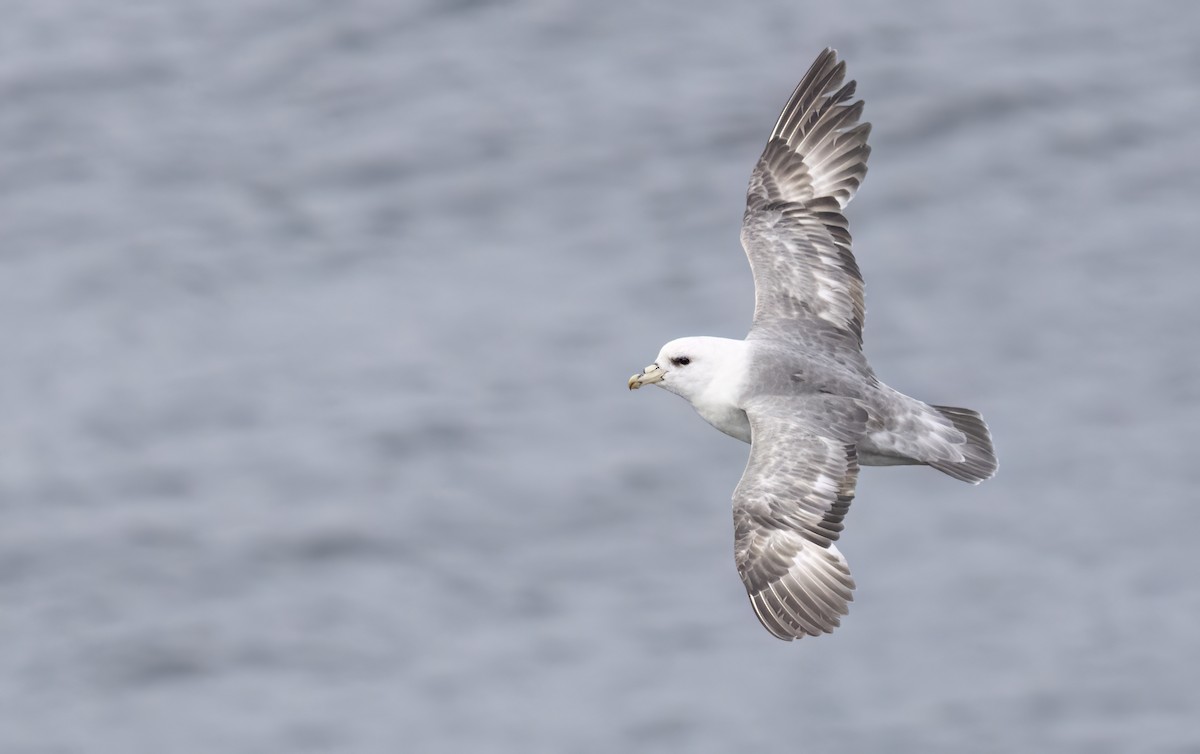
[628,48,997,640]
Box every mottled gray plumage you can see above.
[628,48,997,640]
[743,47,869,345]
[733,396,865,638]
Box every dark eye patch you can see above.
[671,356,691,366]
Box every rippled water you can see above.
[2,1,1198,752]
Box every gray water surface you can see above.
[2,1,1198,752]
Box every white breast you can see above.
[692,353,753,443]
[695,400,752,443]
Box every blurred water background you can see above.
[2,1,1198,752]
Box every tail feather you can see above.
[927,405,997,484]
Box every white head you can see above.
[627,336,745,402]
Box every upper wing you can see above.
[741,48,872,345]
[733,395,867,640]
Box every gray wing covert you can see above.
[741,48,872,345]
[733,395,868,640]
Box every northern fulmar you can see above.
[628,48,997,640]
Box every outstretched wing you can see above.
[733,395,867,640]
[741,48,872,345]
